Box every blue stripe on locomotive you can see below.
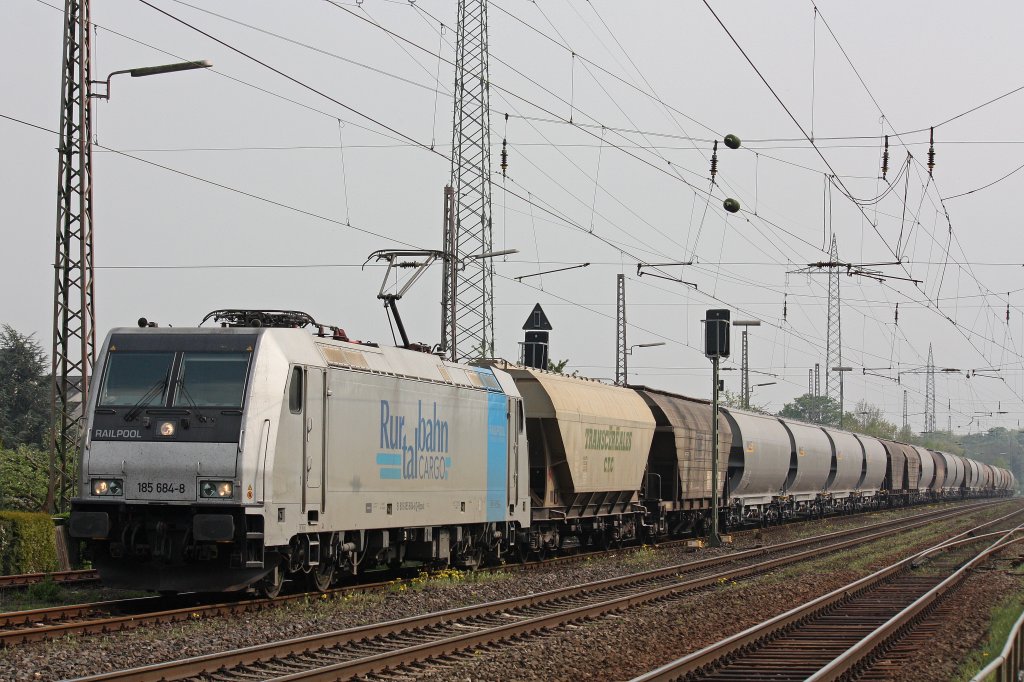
[486,392,508,522]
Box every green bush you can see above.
[27,576,62,603]
[0,511,57,574]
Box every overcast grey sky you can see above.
[3,0,1023,432]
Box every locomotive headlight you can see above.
[158,421,176,437]
[91,478,123,496]
[201,480,233,498]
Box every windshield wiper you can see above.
[175,379,209,423]
[124,378,168,422]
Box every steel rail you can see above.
[2,500,996,647]
[808,530,1024,681]
[0,568,98,589]
[67,500,1010,681]
[630,510,1024,682]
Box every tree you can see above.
[0,445,49,511]
[778,393,841,426]
[546,358,570,373]
[0,325,49,449]
[843,400,898,439]
[720,387,771,415]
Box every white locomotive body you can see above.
[70,323,528,594]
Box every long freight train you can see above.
[69,311,1016,594]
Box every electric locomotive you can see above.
[69,310,529,595]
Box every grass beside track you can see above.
[955,583,1024,681]
[0,582,147,613]
[715,504,1016,595]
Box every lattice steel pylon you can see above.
[903,390,908,432]
[925,343,936,432]
[825,235,842,412]
[442,0,494,361]
[49,0,95,513]
[615,274,627,385]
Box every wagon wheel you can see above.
[309,560,335,592]
[259,563,285,599]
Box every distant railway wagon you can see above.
[68,310,1015,595]
[911,446,936,493]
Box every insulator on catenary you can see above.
[783,293,788,321]
[710,140,719,184]
[895,302,899,325]
[881,134,889,180]
[1007,302,1011,323]
[500,138,508,177]
[927,127,936,176]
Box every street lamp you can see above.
[832,366,853,427]
[748,381,775,408]
[621,342,665,385]
[49,55,214,513]
[733,320,760,409]
[92,60,212,100]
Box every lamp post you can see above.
[622,341,665,385]
[732,320,760,409]
[748,381,775,407]
[49,53,212,514]
[92,60,212,100]
[831,366,852,427]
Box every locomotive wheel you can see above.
[310,561,335,592]
[259,564,285,599]
[515,541,529,564]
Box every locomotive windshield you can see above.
[98,352,174,406]
[173,352,250,407]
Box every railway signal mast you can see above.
[704,309,731,548]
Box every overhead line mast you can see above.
[443,0,494,361]
[826,235,842,411]
[50,0,95,513]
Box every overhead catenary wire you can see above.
[25,0,1024,419]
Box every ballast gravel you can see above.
[0,501,1012,681]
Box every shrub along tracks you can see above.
[61,501,1013,681]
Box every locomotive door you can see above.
[303,367,326,516]
[508,398,521,509]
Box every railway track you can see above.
[64,500,1017,681]
[0,568,98,589]
[0,502,974,647]
[630,517,1024,681]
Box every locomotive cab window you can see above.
[98,352,174,406]
[288,367,303,413]
[173,352,250,408]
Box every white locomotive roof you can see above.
[311,335,505,392]
[103,327,507,393]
